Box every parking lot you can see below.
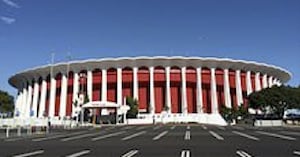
[1,124,300,157]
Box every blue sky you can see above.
[1,0,299,97]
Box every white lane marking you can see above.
[32,131,88,142]
[187,126,190,130]
[121,126,134,130]
[280,131,300,136]
[209,131,224,140]
[61,131,105,142]
[232,131,260,141]
[153,125,161,130]
[91,131,126,141]
[122,131,146,141]
[184,131,191,140]
[233,126,245,130]
[256,131,296,141]
[153,131,168,140]
[201,125,207,130]
[136,126,147,130]
[181,150,190,157]
[294,151,300,156]
[121,150,139,157]
[170,126,176,130]
[65,150,90,157]
[217,126,225,131]
[236,150,252,157]
[13,150,44,157]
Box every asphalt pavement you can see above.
[1,124,300,157]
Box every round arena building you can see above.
[9,56,291,125]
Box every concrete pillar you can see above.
[246,71,253,95]
[262,74,268,89]
[133,67,139,100]
[268,76,273,88]
[32,81,39,118]
[255,72,261,91]
[165,66,171,113]
[59,74,68,118]
[223,69,232,108]
[149,66,155,114]
[181,67,187,114]
[101,69,107,101]
[72,72,79,117]
[48,77,56,118]
[210,68,218,113]
[38,79,47,118]
[87,70,93,102]
[235,70,243,106]
[26,84,33,118]
[196,67,203,113]
[117,68,122,105]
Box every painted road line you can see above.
[153,130,168,140]
[233,126,245,130]
[280,131,300,136]
[170,126,176,130]
[181,150,190,157]
[201,125,207,130]
[32,131,88,142]
[61,131,105,142]
[209,131,224,140]
[232,131,260,141]
[187,126,190,130]
[121,150,139,157]
[65,150,91,157]
[13,150,44,157]
[122,131,146,141]
[293,151,300,156]
[136,126,147,130]
[236,150,252,157]
[91,131,126,141]
[256,131,296,141]
[121,126,134,130]
[153,125,161,130]
[217,126,225,131]
[184,131,191,140]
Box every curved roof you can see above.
[9,56,291,89]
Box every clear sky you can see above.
[1,0,299,97]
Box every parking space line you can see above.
[181,150,190,157]
[232,131,259,141]
[236,150,252,157]
[65,150,90,157]
[91,131,126,141]
[209,131,224,140]
[153,126,161,130]
[153,130,168,140]
[121,126,133,130]
[233,126,245,130]
[61,131,105,142]
[201,125,207,130]
[280,131,300,136]
[187,126,190,130]
[32,131,88,142]
[170,126,176,130]
[12,149,44,157]
[121,149,138,157]
[217,126,225,131]
[256,131,296,141]
[136,126,147,130]
[122,131,146,141]
[294,151,300,156]
[184,131,191,140]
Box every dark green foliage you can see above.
[248,85,300,117]
[220,105,248,122]
[0,90,14,113]
[126,96,139,118]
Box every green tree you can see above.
[248,85,300,117]
[126,96,139,118]
[0,90,14,114]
